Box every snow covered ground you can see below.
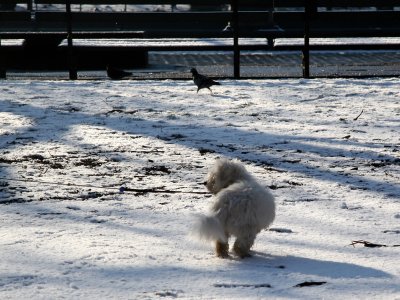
[0,77,399,299]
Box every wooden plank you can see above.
[273,10,400,27]
[35,11,272,31]
[34,0,270,6]
[4,0,397,10]
[274,0,400,8]
[0,32,68,38]
[316,0,400,7]
[272,10,400,38]
[35,0,227,4]
[0,0,31,5]
[0,11,32,33]
[34,0,274,12]
[0,11,31,21]
[312,11,400,28]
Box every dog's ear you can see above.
[225,160,249,182]
[219,161,239,186]
[214,157,225,165]
[213,158,226,174]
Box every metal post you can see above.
[232,0,240,79]
[0,37,6,79]
[302,23,310,78]
[66,0,77,80]
[302,3,310,78]
[27,0,33,11]
[302,0,317,78]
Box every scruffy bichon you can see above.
[194,158,276,258]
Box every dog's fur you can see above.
[194,158,276,258]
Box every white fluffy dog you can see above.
[194,158,276,258]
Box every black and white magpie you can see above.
[190,68,220,93]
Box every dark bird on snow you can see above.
[106,65,132,80]
[190,68,220,93]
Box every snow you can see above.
[0,78,399,299]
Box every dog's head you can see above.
[204,158,249,194]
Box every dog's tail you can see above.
[192,214,227,243]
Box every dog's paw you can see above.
[233,244,253,259]
[238,252,252,259]
[216,252,231,259]
[216,241,230,258]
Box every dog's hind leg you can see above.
[215,232,230,258]
[216,240,229,258]
[233,232,257,258]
